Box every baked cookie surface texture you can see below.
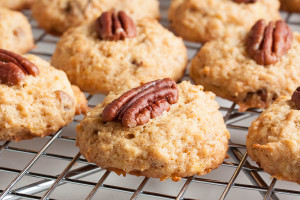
[168,0,280,43]
[76,80,230,181]
[0,7,34,54]
[0,0,34,10]
[0,50,88,141]
[31,0,160,35]
[246,92,300,184]
[190,20,300,111]
[52,12,187,94]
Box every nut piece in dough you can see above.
[291,87,300,110]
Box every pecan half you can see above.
[246,20,293,66]
[102,78,179,127]
[95,10,136,41]
[0,49,39,86]
[292,87,300,110]
[233,0,257,3]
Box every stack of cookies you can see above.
[0,0,299,184]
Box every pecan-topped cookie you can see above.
[190,20,300,111]
[168,0,280,43]
[77,81,229,180]
[0,50,88,141]
[247,90,300,184]
[31,0,160,35]
[51,11,187,94]
[0,7,34,54]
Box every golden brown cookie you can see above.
[190,20,300,111]
[0,0,34,10]
[280,0,300,13]
[71,85,89,115]
[168,0,280,43]
[76,80,230,180]
[31,0,160,35]
[51,15,187,94]
[247,95,300,184]
[0,7,34,54]
[0,50,87,141]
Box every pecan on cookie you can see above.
[95,10,136,41]
[102,78,179,127]
[0,49,39,86]
[233,0,257,3]
[246,20,293,66]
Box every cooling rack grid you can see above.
[0,0,300,199]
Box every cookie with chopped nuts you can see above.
[31,0,160,36]
[168,0,281,43]
[246,89,300,184]
[76,80,230,181]
[280,0,300,13]
[0,50,88,141]
[0,7,34,54]
[51,11,187,94]
[190,20,300,111]
[0,0,34,10]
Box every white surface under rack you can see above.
[1,0,300,199]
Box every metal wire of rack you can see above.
[0,0,300,199]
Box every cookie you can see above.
[31,0,160,35]
[246,93,300,184]
[0,50,88,141]
[168,0,281,43]
[76,80,230,181]
[51,12,187,94]
[0,0,34,10]
[0,7,34,54]
[190,20,300,111]
[280,0,300,13]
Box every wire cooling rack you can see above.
[1,1,300,199]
